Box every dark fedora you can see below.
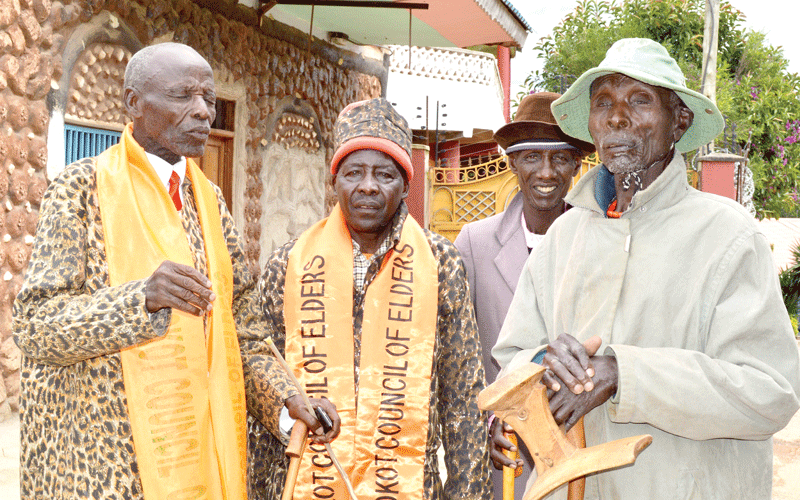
[494,91,594,155]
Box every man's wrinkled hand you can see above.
[285,395,341,444]
[541,334,602,394]
[144,260,216,315]
[489,417,524,471]
[547,355,618,432]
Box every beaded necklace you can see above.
[606,199,622,219]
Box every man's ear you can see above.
[508,152,519,175]
[673,104,694,143]
[572,154,583,177]
[401,177,410,199]
[124,87,142,119]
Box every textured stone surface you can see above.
[259,141,326,268]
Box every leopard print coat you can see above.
[13,157,295,499]
[248,206,492,500]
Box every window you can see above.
[64,123,121,164]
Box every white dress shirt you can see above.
[144,152,187,205]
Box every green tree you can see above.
[517,0,800,218]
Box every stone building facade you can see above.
[0,0,386,417]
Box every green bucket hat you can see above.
[551,38,725,153]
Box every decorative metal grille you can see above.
[455,191,496,222]
[65,123,121,164]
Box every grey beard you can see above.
[605,158,646,175]
[621,171,644,191]
[608,144,676,192]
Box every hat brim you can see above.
[494,120,595,155]
[551,66,725,153]
[331,137,414,180]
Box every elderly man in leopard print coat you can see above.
[247,98,491,500]
[12,43,334,499]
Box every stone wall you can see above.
[0,0,385,418]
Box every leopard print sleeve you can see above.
[239,237,299,437]
[12,159,165,366]
[429,231,492,500]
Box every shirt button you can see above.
[641,206,647,212]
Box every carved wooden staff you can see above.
[480,363,651,500]
[266,337,359,500]
[502,422,584,499]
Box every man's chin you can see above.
[604,159,643,174]
[183,147,207,160]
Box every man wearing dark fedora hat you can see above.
[454,91,593,500]
[494,38,800,499]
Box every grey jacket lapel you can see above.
[493,193,529,293]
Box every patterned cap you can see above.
[330,98,414,180]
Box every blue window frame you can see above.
[64,123,121,164]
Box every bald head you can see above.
[124,43,210,93]
[123,43,216,164]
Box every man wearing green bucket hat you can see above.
[493,38,800,499]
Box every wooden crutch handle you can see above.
[566,418,586,500]
[282,420,309,500]
[503,420,586,500]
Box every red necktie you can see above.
[168,170,182,210]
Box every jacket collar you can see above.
[566,153,689,217]
[497,192,525,245]
[493,192,528,292]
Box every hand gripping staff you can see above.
[479,363,652,500]
[266,337,359,500]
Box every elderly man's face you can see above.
[588,74,686,174]
[510,149,582,212]
[126,46,216,164]
[335,149,409,242]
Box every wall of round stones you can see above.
[0,0,384,417]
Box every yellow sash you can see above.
[96,124,247,500]
[284,204,438,500]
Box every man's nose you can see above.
[357,171,379,193]
[607,102,630,128]
[537,155,558,179]
[191,95,212,122]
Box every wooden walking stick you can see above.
[480,363,651,500]
[282,420,309,500]
[266,337,359,500]
[565,420,586,500]
[502,429,522,500]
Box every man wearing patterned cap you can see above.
[249,97,491,500]
[454,91,593,500]
[493,38,800,499]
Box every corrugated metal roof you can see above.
[499,0,532,32]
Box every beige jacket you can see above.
[493,155,800,499]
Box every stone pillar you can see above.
[696,152,745,201]
[407,144,430,228]
[497,45,511,123]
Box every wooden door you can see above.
[194,130,234,212]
